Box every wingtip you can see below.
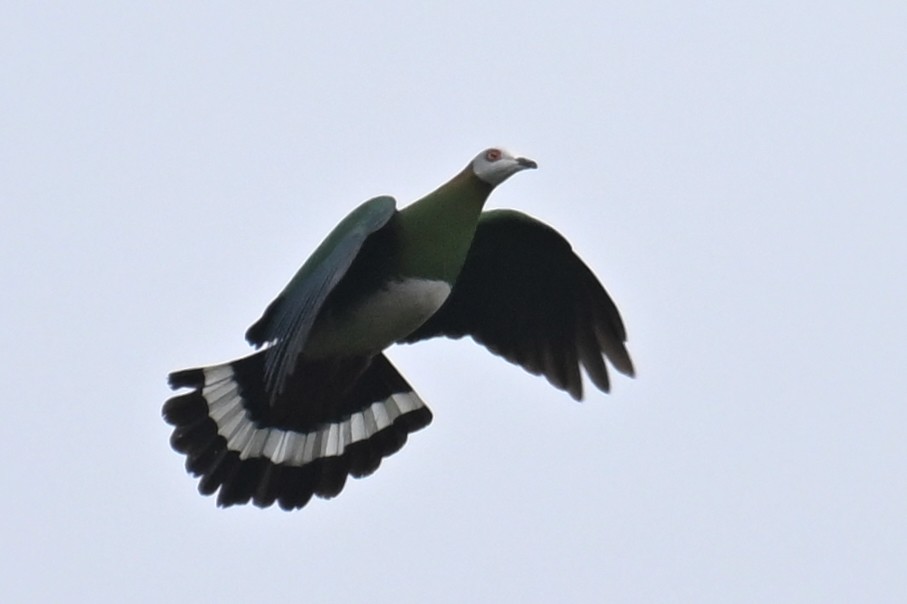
[616,355,636,378]
[567,381,584,401]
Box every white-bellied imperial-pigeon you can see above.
[163,148,634,510]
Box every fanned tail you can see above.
[163,351,432,510]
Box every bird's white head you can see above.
[470,147,538,187]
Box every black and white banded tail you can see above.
[163,352,432,510]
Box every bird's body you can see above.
[304,276,451,358]
[164,148,634,510]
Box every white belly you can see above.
[304,278,451,357]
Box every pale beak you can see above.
[516,157,538,170]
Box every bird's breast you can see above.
[303,278,451,358]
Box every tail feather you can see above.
[163,351,432,510]
[167,368,205,390]
[277,466,317,510]
[252,463,283,508]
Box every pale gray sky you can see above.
[2,2,905,602]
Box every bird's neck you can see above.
[394,166,493,283]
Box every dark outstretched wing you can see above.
[403,209,634,400]
[245,196,397,399]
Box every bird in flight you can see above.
[163,148,634,510]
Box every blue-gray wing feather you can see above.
[245,196,397,400]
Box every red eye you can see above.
[485,149,502,162]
